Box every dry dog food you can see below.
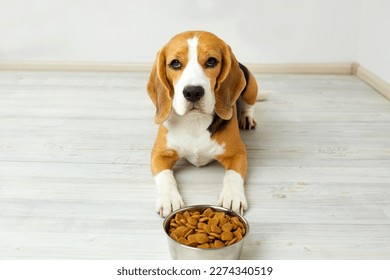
[168,208,246,249]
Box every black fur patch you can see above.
[239,63,250,97]
[207,114,230,136]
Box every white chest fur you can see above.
[164,112,225,167]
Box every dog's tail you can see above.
[257,90,270,101]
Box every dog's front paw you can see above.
[218,188,248,215]
[155,191,185,218]
[218,170,248,215]
[154,170,185,217]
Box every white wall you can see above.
[0,0,360,64]
[1,0,389,84]
[357,0,390,83]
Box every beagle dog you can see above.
[147,31,258,217]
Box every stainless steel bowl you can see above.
[163,205,249,260]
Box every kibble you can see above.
[168,208,246,249]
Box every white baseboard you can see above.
[355,65,390,101]
[0,61,152,72]
[0,61,355,74]
[246,62,356,74]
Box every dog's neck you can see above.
[164,110,213,134]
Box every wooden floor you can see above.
[0,71,389,259]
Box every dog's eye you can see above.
[205,57,218,68]
[169,60,182,70]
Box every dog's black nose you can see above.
[183,86,204,102]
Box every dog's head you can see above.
[147,31,246,124]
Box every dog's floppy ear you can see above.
[147,48,172,124]
[214,44,246,120]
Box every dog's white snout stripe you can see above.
[172,37,215,116]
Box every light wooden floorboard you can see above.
[0,71,389,259]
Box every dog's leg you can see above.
[239,71,258,130]
[151,136,183,217]
[216,151,248,215]
[239,100,257,130]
